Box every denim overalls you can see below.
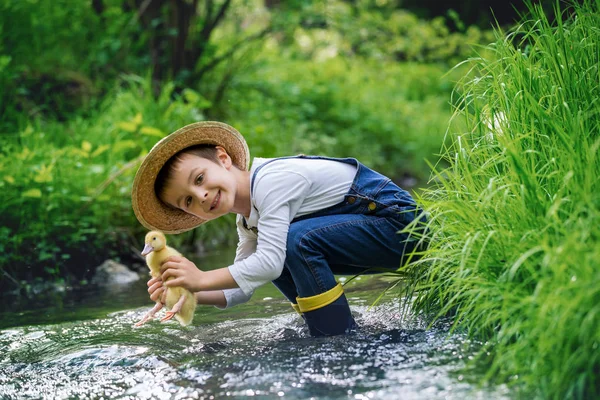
[250,155,427,337]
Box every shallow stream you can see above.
[0,249,511,399]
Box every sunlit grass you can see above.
[400,1,600,398]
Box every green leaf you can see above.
[69,147,90,158]
[183,89,212,109]
[21,125,34,137]
[91,144,110,158]
[22,188,42,198]
[112,140,137,153]
[182,88,200,103]
[117,121,139,132]
[0,55,11,71]
[132,113,143,125]
[16,147,32,161]
[33,164,54,183]
[140,126,165,138]
[81,140,92,152]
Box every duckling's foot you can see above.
[160,294,186,323]
[160,311,176,322]
[135,301,163,326]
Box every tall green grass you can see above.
[403,1,600,398]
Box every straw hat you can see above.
[131,121,250,234]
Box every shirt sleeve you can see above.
[218,217,258,308]
[227,169,311,296]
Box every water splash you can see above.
[0,298,511,400]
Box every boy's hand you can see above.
[160,256,204,292]
[147,276,167,303]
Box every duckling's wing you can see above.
[165,245,182,258]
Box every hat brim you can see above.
[131,121,249,234]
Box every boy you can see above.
[132,121,426,336]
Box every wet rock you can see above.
[92,260,140,286]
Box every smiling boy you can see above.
[132,121,426,336]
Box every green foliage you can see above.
[225,55,457,179]
[0,1,493,299]
[403,1,600,398]
[279,1,495,66]
[0,0,146,126]
[0,75,217,286]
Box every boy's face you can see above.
[160,148,237,221]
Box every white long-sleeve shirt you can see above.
[221,157,357,307]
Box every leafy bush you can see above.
[223,54,460,180]
[0,0,146,127]
[404,1,600,398]
[280,1,496,66]
[0,76,219,287]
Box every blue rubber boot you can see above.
[297,283,357,337]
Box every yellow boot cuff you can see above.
[296,283,344,313]
[291,303,302,314]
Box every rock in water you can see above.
[92,259,140,286]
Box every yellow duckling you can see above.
[135,231,196,327]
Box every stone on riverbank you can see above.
[92,259,140,286]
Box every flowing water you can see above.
[0,249,512,400]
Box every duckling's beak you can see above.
[141,243,154,257]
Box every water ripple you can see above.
[1,299,512,400]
